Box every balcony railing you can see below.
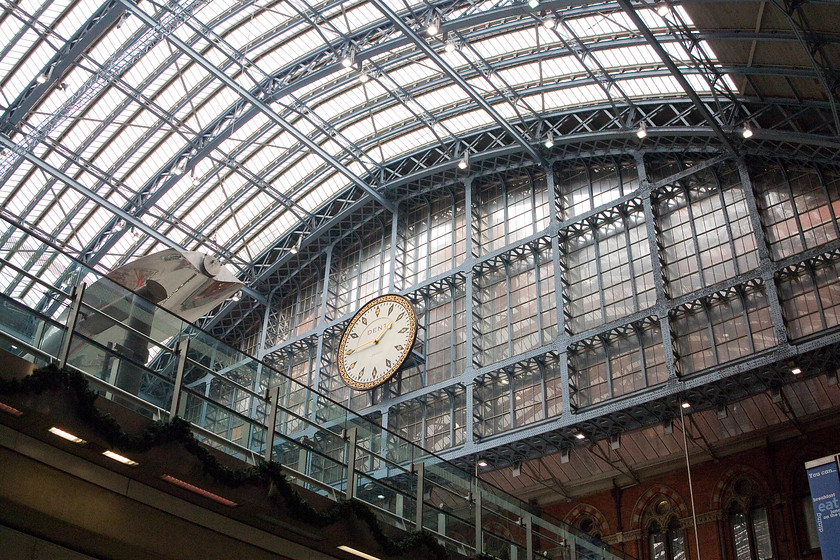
[0,215,630,560]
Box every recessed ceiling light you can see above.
[477,459,488,467]
[575,432,585,440]
[161,474,238,506]
[48,427,86,444]
[102,450,139,466]
[681,402,691,409]
[0,401,23,417]
[792,367,801,375]
[338,545,382,560]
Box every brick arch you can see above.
[630,485,689,530]
[711,464,772,511]
[563,503,611,536]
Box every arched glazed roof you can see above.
[0,0,838,317]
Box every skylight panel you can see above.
[3,40,55,104]
[341,116,377,146]
[343,2,386,33]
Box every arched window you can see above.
[645,498,686,560]
[725,478,773,560]
[578,514,603,540]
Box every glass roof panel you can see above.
[0,0,758,277]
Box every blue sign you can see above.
[806,454,840,559]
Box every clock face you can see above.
[337,295,417,390]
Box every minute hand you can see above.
[346,321,392,354]
[373,321,393,343]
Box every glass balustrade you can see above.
[0,216,629,560]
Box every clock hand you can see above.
[373,321,393,343]
[346,322,392,354]
[346,339,375,354]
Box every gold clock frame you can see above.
[337,294,417,390]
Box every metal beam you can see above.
[367,0,549,168]
[0,0,126,134]
[0,134,184,253]
[615,0,738,155]
[118,0,396,215]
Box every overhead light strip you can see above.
[338,545,383,560]
[161,474,238,507]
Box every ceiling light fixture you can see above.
[290,235,303,254]
[574,432,585,440]
[542,16,556,29]
[426,15,441,36]
[681,401,691,409]
[444,39,457,53]
[172,161,186,175]
[102,450,139,466]
[544,132,554,148]
[742,123,754,139]
[48,427,87,444]
[791,367,801,375]
[338,546,382,560]
[657,2,670,17]
[162,474,238,506]
[636,121,648,139]
[0,401,23,417]
[458,151,469,170]
[359,69,370,83]
[477,459,488,467]
[341,48,355,68]
[528,0,540,8]
[36,73,48,84]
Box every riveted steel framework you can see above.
[241,150,840,471]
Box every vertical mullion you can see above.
[682,187,708,289]
[621,212,641,314]
[780,164,809,251]
[533,246,544,346]
[602,336,614,399]
[505,259,513,359]
[704,302,721,367]
[592,223,608,324]
[738,287,757,355]
[502,177,510,247]
[712,168,743,277]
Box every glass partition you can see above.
[0,215,630,560]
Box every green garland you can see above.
[0,364,452,560]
